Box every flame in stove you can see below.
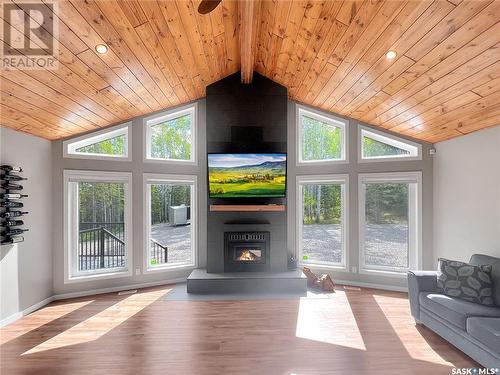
[237,250,259,261]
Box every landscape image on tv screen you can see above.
[208,153,286,198]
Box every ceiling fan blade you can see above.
[197,0,222,15]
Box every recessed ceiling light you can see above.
[386,50,397,59]
[95,44,108,54]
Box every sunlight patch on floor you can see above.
[0,300,94,345]
[295,290,366,350]
[372,294,454,366]
[22,289,166,355]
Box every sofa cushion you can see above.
[470,254,500,307]
[467,317,500,355]
[437,258,494,306]
[419,292,500,330]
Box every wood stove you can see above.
[224,232,270,272]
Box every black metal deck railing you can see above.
[78,226,125,271]
[79,222,124,240]
[151,238,168,264]
[78,222,169,270]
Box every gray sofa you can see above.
[408,254,500,368]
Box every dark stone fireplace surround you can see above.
[206,73,288,274]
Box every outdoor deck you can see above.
[78,222,192,271]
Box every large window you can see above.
[64,170,132,282]
[358,172,421,275]
[143,174,197,271]
[359,126,421,162]
[297,106,347,164]
[63,122,131,161]
[145,104,197,164]
[297,175,348,269]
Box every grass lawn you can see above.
[210,179,285,198]
[209,172,285,198]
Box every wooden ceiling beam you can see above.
[239,0,261,84]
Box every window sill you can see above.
[296,159,348,166]
[65,269,132,284]
[358,156,422,163]
[358,268,409,278]
[144,157,197,166]
[298,262,349,273]
[145,263,196,273]
[63,153,131,162]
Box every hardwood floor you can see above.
[0,284,476,374]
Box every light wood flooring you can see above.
[0,284,476,374]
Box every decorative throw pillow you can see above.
[437,258,494,306]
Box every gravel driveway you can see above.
[302,223,408,267]
[150,222,409,267]
[151,223,192,264]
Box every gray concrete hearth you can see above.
[187,269,307,294]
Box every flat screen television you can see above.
[208,153,287,199]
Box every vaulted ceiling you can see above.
[1,0,499,143]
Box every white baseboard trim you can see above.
[0,313,23,328]
[335,279,408,293]
[53,277,187,300]
[1,296,55,328]
[1,277,187,328]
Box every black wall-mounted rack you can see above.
[1,165,28,245]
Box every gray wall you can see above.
[1,128,53,321]
[434,126,500,263]
[287,102,434,289]
[51,100,207,295]
[50,98,434,294]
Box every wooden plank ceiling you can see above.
[0,0,499,143]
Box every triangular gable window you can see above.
[75,134,126,155]
[297,106,347,164]
[360,126,421,161]
[64,123,130,160]
[145,104,196,164]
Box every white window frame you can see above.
[358,172,422,277]
[144,103,197,165]
[296,174,349,271]
[143,173,198,273]
[296,105,348,165]
[63,122,131,161]
[63,170,133,284]
[358,125,422,163]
